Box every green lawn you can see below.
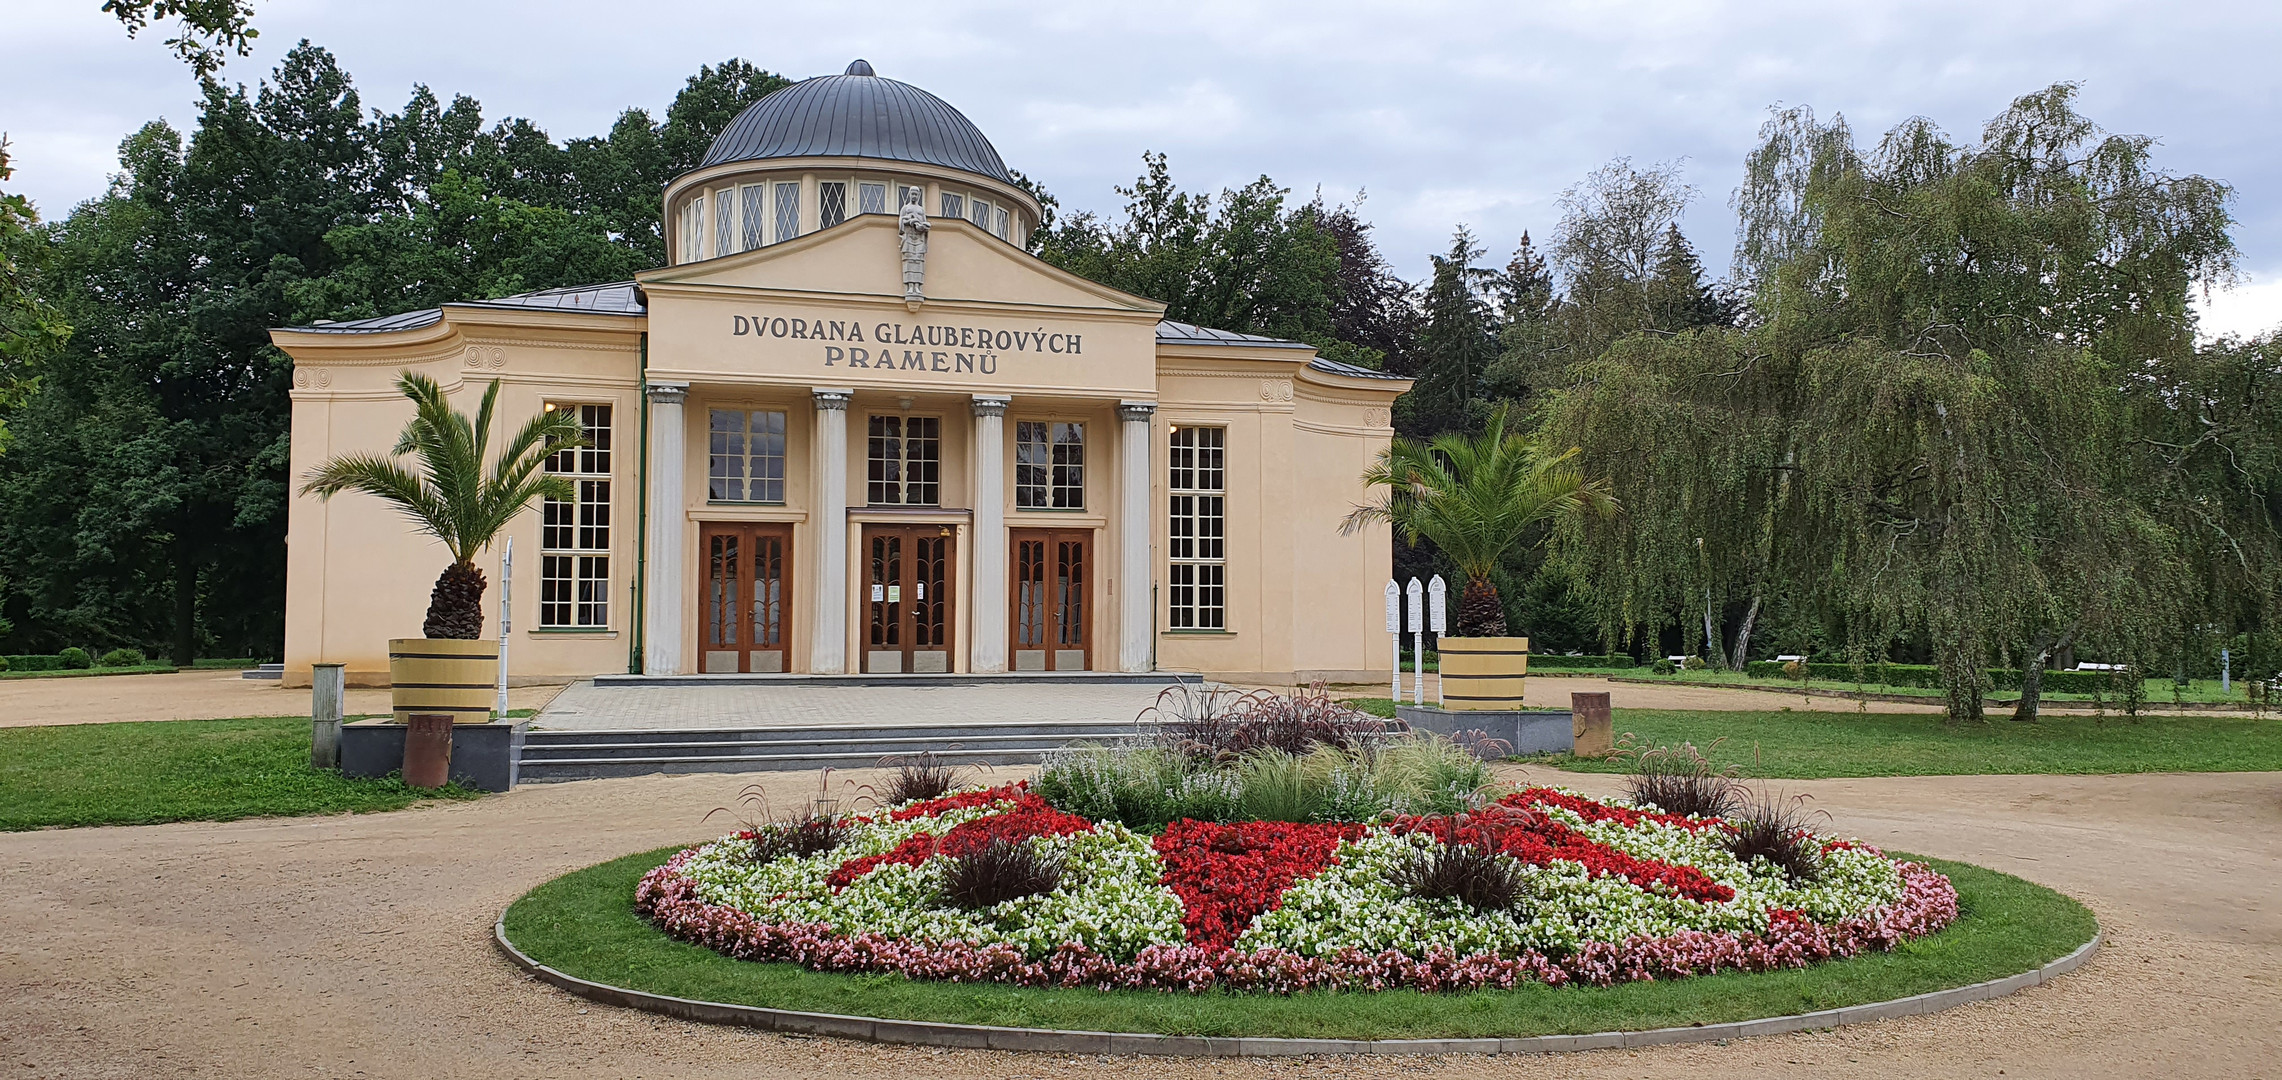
[1608,669,2261,706]
[0,716,478,830]
[502,847,2093,1040]
[1349,700,2282,777]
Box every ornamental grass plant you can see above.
[1035,735,1493,829]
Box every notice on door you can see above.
[872,584,884,602]
[887,585,901,603]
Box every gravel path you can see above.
[2,765,2275,1079]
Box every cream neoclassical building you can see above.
[271,62,1409,687]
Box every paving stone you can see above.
[537,679,1178,731]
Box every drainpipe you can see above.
[631,331,649,675]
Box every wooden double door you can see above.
[699,523,792,674]
[1011,528,1091,671]
[863,524,956,673]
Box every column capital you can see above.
[971,394,1010,418]
[1117,400,1157,423]
[646,381,689,405]
[812,388,853,411]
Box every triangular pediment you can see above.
[638,215,1162,315]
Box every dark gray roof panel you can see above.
[698,65,1014,184]
[286,308,444,334]
[450,281,646,316]
[1155,320,1407,381]
[1307,355,1410,381]
[281,283,645,334]
[1153,319,1312,350]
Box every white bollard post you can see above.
[1384,580,1401,704]
[1406,577,1424,705]
[496,537,513,721]
[1428,575,1448,709]
[2222,647,2231,695]
[311,663,346,770]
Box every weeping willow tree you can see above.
[1546,84,2234,722]
[1539,327,1798,668]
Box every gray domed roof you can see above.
[697,61,1014,184]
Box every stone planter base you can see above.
[341,719,526,791]
[1396,705,1573,756]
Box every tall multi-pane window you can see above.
[859,182,888,215]
[1014,421,1084,509]
[939,191,964,219]
[708,409,787,502]
[740,184,766,250]
[773,182,800,243]
[714,189,734,256]
[993,206,1010,240]
[1167,426,1226,630]
[866,415,940,505]
[541,403,613,628]
[819,182,847,229]
[968,198,991,230]
[684,198,706,262]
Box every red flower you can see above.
[1153,820,1364,950]
[1389,799,1735,905]
[887,782,1030,821]
[828,792,1094,889]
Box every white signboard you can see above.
[1384,580,1401,633]
[1427,575,1447,634]
[1405,578,1423,633]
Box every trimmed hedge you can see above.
[1528,654,1638,670]
[1741,660,2131,695]
[1401,652,1639,673]
[4,654,66,672]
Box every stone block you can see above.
[1570,691,1613,756]
[340,719,526,791]
[1396,705,1574,756]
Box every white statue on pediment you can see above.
[899,189,929,307]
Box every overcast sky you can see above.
[7,0,2280,336]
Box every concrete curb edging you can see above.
[492,917,2100,1057]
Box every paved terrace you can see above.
[532,678,1192,731]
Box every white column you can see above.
[1117,401,1156,673]
[969,396,1010,673]
[642,382,689,675]
[810,389,853,674]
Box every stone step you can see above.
[518,732,1093,761]
[515,747,1052,782]
[589,671,1199,689]
[522,720,1142,746]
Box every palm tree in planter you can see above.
[1342,409,1614,708]
[301,372,586,723]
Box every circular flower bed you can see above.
[636,782,1958,994]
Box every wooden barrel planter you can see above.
[387,638,498,724]
[1437,636,1530,710]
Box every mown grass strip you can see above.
[0,716,478,830]
[1345,701,2282,778]
[501,847,2093,1040]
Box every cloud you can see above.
[2196,271,2282,343]
[2,0,2276,321]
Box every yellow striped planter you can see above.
[388,638,499,724]
[1437,636,1529,710]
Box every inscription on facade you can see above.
[730,313,1084,378]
